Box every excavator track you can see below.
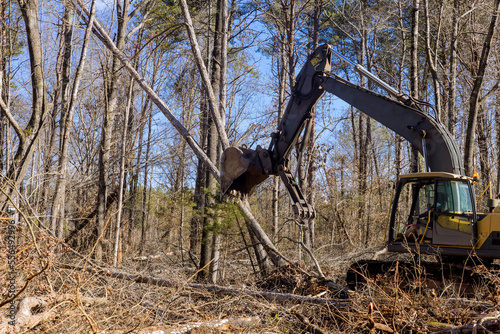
[346,259,499,295]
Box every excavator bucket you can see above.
[220,146,272,196]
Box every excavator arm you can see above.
[220,44,464,219]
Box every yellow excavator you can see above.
[221,44,500,264]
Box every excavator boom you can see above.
[321,74,464,175]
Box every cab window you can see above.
[435,180,473,215]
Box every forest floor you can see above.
[2,224,500,333]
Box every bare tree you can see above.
[139,106,153,256]
[95,0,154,261]
[51,0,96,238]
[39,3,72,218]
[0,1,8,174]
[303,0,323,250]
[423,0,444,122]
[394,0,407,176]
[447,0,460,137]
[464,0,500,176]
[496,86,500,194]
[409,0,420,174]
[94,1,130,261]
[209,0,229,284]
[0,0,49,208]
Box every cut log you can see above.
[59,263,349,307]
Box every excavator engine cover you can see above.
[220,146,272,195]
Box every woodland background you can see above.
[1,0,500,331]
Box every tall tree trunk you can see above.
[394,0,407,176]
[463,0,500,176]
[198,114,217,280]
[179,0,231,278]
[128,50,158,254]
[301,0,322,250]
[190,150,206,258]
[174,68,195,263]
[201,0,224,281]
[423,0,443,121]
[209,0,228,284]
[477,105,491,198]
[189,89,208,260]
[40,3,70,218]
[285,0,296,89]
[128,94,149,252]
[356,10,371,244]
[96,0,130,261]
[113,76,134,266]
[0,1,7,173]
[447,0,459,137]
[139,111,153,256]
[197,0,216,278]
[272,36,287,242]
[0,0,48,208]
[113,28,144,265]
[409,0,420,173]
[496,89,500,196]
[52,1,95,238]
[363,118,372,246]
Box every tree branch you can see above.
[178,0,230,150]
[0,261,49,308]
[0,98,24,142]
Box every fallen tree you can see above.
[59,262,350,307]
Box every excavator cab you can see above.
[388,172,477,256]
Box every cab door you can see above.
[432,179,475,247]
